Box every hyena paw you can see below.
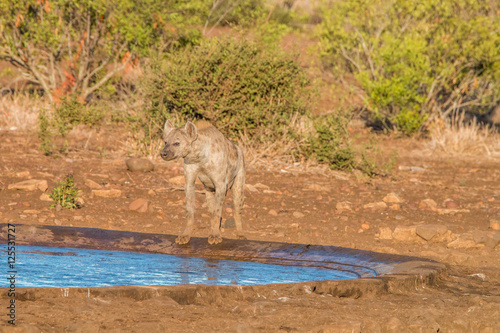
[237,234,247,240]
[208,234,223,245]
[175,235,191,245]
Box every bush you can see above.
[49,175,82,209]
[303,113,356,171]
[0,0,206,101]
[317,0,500,134]
[140,37,312,142]
[37,95,103,154]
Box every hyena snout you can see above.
[160,146,175,161]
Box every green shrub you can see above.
[317,0,500,134]
[37,95,103,154]
[303,113,356,171]
[140,37,312,142]
[49,175,81,209]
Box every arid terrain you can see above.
[1,127,499,332]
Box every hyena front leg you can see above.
[176,167,198,245]
[208,188,225,245]
[232,166,246,240]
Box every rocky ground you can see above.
[1,129,499,332]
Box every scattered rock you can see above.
[489,219,500,230]
[378,227,393,240]
[389,204,400,210]
[398,165,426,172]
[443,198,460,209]
[129,198,149,213]
[85,179,102,189]
[54,219,62,225]
[148,189,157,196]
[363,202,387,210]
[15,171,31,178]
[336,201,352,211]
[92,189,122,198]
[447,233,483,249]
[416,224,448,242]
[383,192,404,203]
[126,158,154,172]
[419,199,438,210]
[293,211,305,218]
[40,193,53,202]
[8,179,48,192]
[245,184,259,192]
[471,230,500,249]
[305,184,330,192]
[382,316,404,332]
[268,209,278,216]
[438,208,470,215]
[254,183,270,190]
[76,197,85,208]
[361,223,370,230]
[168,176,185,185]
[392,225,418,242]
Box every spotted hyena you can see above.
[160,120,246,245]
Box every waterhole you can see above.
[1,245,359,288]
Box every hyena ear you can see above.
[163,120,175,140]
[185,121,198,141]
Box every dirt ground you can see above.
[1,128,499,333]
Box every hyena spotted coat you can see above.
[160,120,246,245]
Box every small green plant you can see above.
[38,109,54,155]
[49,175,82,209]
[303,113,356,171]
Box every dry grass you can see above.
[0,92,47,131]
[428,112,500,158]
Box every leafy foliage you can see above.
[0,0,204,101]
[304,113,356,171]
[49,174,81,209]
[317,0,500,134]
[140,37,312,142]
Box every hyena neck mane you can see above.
[195,120,213,130]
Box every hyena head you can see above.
[160,120,198,161]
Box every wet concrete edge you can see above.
[0,223,447,300]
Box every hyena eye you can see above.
[173,142,180,146]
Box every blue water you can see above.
[2,245,357,287]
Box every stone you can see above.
[75,197,85,208]
[40,193,53,202]
[419,198,438,210]
[471,230,500,249]
[383,192,404,203]
[416,224,448,242]
[336,201,352,211]
[293,211,305,218]
[15,171,30,178]
[305,184,330,192]
[361,223,370,230]
[443,198,460,209]
[268,209,278,216]
[126,158,154,172]
[392,225,417,242]
[148,189,157,196]
[447,233,483,249]
[363,202,387,210]
[92,189,122,198]
[378,227,393,240]
[489,219,500,230]
[85,179,102,189]
[8,179,48,192]
[168,176,185,185]
[245,184,259,192]
[129,198,149,213]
